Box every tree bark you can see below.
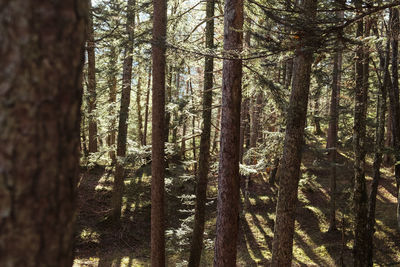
[87,0,98,153]
[107,45,118,162]
[137,68,144,146]
[151,0,167,264]
[389,8,400,231]
[326,0,344,232]
[367,27,389,267]
[271,1,317,266]
[240,98,250,163]
[353,1,370,265]
[213,0,243,264]
[0,1,87,265]
[111,0,135,222]
[143,68,152,146]
[188,0,215,265]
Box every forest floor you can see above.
[73,137,400,266]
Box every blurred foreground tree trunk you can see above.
[0,0,87,265]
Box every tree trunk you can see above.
[213,0,243,264]
[107,45,118,162]
[151,0,167,264]
[137,68,144,146]
[111,0,135,222]
[327,0,344,232]
[0,1,87,265]
[188,0,215,265]
[271,1,317,266]
[250,93,262,152]
[313,85,323,135]
[144,68,152,146]
[87,0,98,153]
[189,78,198,172]
[367,28,389,267]
[240,98,250,163]
[164,66,173,143]
[389,8,400,231]
[353,2,370,265]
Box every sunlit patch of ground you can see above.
[74,145,400,266]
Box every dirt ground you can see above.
[73,144,400,266]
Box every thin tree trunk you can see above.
[213,0,243,263]
[327,0,344,232]
[250,93,262,153]
[353,2,370,265]
[367,28,389,267]
[111,0,135,222]
[87,0,98,153]
[188,0,215,265]
[151,0,167,264]
[389,8,400,231]
[0,1,87,265]
[144,68,152,146]
[137,69,144,146]
[107,45,118,162]
[165,66,173,143]
[271,1,317,266]
[240,98,250,163]
[313,85,323,135]
[384,108,393,164]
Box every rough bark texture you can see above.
[188,2,215,266]
[87,0,98,153]
[326,0,344,232]
[151,0,167,264]
[107,45,118,162]
[0,1,87,266]
[213,0,243,264]
[111,0,135,222]
[367,32,389,267]
[389,8,400,232]
[271,0,317,266]
[353,2,369,265]
[327,48,342,231]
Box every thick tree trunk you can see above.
[327,0,344,232]
[271,1,317,266]
[213,0,243,264]
[111,0,135,222]
[151,0,167,264]
[87,0,98,153]
[107,45,118,162]
[353,2,370,265]
[188,1,215,265]
[0,1,87,266]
